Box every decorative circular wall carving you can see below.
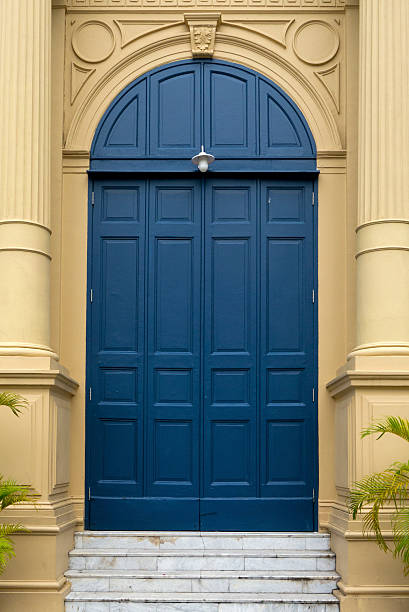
[293,21,339,65]
[72,21,115,64]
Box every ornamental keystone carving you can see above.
[184,13,221,58]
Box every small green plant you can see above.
[348,416,409,575]
[0,392,28,417]
[0,393,31,573]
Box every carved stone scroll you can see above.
[184,13,221,58]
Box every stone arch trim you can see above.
[65,24,342,153]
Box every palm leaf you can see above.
[349,462,409,552]
[0,477,32,510]
[0,535,15,573]
[0,393,31,574]
[0,524,27,574]
[362,416,409,443]
[0,393,28,417]
[349,416,409,574]
[0,524,27,537]
[393,508,409,575]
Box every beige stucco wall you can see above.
[1,0,409,610]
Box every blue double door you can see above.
[87,175,316,531]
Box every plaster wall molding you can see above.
[71,63,96,103]
[222,19,294,48]
[293,19,339,65]
[337,582,409,597]
[63,0,347,8]
[314,63,340,112]
[114,19,180,48]
[64,21,343,151]
[72,19,116,63]
[0,576,68,592]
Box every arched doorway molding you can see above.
[65,23,342,153]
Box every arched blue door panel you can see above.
[92,60,315,162]
[203,64,257,156]
[87,60,317,531]
[149,64,201,157]
[93,81,147,158]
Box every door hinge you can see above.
[312,192,315,206]
[312,289,315,303]
[89,387,92,401]
[312,488,316,503]
[91,191,95,206]
[312,387,315,403]
[88,487,91,501]
[90,288,93,303]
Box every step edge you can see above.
[65,591,340,602]
[66,570,340,579]
[69,549,335,557]
[64,568,340,579]
[76,531,330,538]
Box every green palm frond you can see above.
[349,463,409,515]
[0,524,27,574]
[393,508,409,575]
[361,416,409,443]
[349,463,409,551]
[0,535,15,573]
[349,416,409,575]
[0,392,28,417]
[0,392,31,574]
[0,477,32,511]
[0,524,27,537]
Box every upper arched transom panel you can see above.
[91,60,316,167]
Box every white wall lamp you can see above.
[192,146,215,173]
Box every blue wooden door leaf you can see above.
[87,60,317,531]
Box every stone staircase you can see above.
[65,531,340,611]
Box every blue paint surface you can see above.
[92,60,315,163]
[87,61,317,531]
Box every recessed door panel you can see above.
[150,65,200,157]
[267,239,303,353]
[204,65,256,157]
[93,81,147,158]
[154,238,194,353]
[100,238,139,351]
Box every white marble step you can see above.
[75,532,331,552]
[66,591,339,611]
[69,549,335,572]
[66,569,339,594]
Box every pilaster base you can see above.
[0,582,70,612]
[327,355,409,611]
[0,356,79,612]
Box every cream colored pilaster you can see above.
[352,0,409,357]
[0,4,79,610]
[327,3,409,609]
[0,0,54,357]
